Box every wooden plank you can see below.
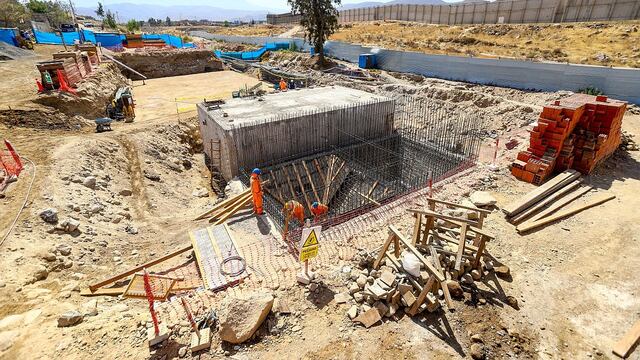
[503,170,579,216]
[510,179,582,224]
[329,160,346,184]
[291,163,313,210]
[612,319,640,358]
[517,194,616,233]
[454,223,468,271]
[525,185,592,224]
[356,191,381,206]
[389,226,444,282]
[207,193,252,222]
[409,275,435,315]
[373,233,395,269]
[88,245,193,291]
[282,165,298,201]
[430,246,454,310]
[426,197,492,214]
[194,189,250,220]
[264,172,284,204]
[367,181,379,198]
[313,159,326,185]
[211,195,253,224]
[301,160,320,203]
[412,213,422,246]
[409,209,495,239]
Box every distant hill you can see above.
[76,3,268,22]
[340,0,447,10]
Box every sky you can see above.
[74,0,461,13]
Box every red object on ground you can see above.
[56,69,77,95]
[36,79,44,92]
[143,269,160,337]
[1,140,23,177]
[511,94,626,184]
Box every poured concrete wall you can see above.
[197,87,395,180]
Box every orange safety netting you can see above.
[1,140,23,177]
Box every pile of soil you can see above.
[114,49,224,79]
[0,105,87,130]
[33,63,128,120]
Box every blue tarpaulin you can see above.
[215,42,290,61]
[95,32,123,48]
[0,28,18,46]
[32,29,191,49]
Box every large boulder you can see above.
[469,191,497,207]
[218,291,274,344]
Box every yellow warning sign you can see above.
[299,226,321,262]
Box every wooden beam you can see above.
[356,191,381,206]
[282,165,298,200]
[367,181,379,198]
[329,160,346,184]
[194,188,250,220]
[430,246,454,310]
[373,233,395,269]
[517,194,616,233]
[301,160,320,203]
[211,195,252,224]
[525,185,592,224]
[313,158,326,185]
[265,171,284,204]
[89,245,193,291]
[207,193,251,222]
[409,275,435,315]
[408,209,495,239]
[291,163,312,210]
[503,170,579,216]
[389,226,445,282]
[454,223,468,272]
[322,156,335,204]
[613,319,640,358]
[426,197,492,214]
[412,213,422,246]
[509,179,582,224]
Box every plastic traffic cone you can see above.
[56,70,77,95]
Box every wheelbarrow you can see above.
[95,117,113,133]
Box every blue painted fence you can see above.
[0,28,18,46]
[215,42,290,61]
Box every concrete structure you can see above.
[266,12,302,25]
[191,32,640,105]
[197,86,395,180]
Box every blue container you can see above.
[358,54,377,69]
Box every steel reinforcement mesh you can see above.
[238,96,485,249]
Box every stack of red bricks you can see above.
[511,94,626,184]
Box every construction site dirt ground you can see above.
[0,43,639,360]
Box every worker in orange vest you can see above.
[279,78,288,91]
[310,201,329,222]
[250,168,263,215]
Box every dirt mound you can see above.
[32,62,127,119]
[0,105,88,130]
[113,49,224,79]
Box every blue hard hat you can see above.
[312,202,319,208]
[252,168,261,175]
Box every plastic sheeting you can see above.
[33,29,97,45]
[32,29,190,49]
[0,28,18,46]
[214,42,290,61]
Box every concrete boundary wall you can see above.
[339,0,640,24]
[192,31,640,104]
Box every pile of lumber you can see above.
[512,94,626,184]
[345,198,506,326]
[52,51,87,78]
[504,170,616,233]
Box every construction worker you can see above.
[283,199,305,238]
[279,78,288,91]
[310,201,329,221]
[250,168,263,215]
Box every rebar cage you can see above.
[238,95,486,242]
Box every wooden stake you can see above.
[613,319,640,358]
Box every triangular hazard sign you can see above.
[302,230,318,247]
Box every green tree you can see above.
[287,0,340,65]
[147,17,155,26]
[104,9,117,29]
[26,0,47,13]
[95,2,104,18]
[126,19,139,32]
[0,0,29,28]
[165,16,171,25]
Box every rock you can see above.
[471,334,483,343]
[0,330,20,352]
[379,270,396,287]
[89,203,103,214]
[119,189,133,196]
[348,283,360,295]
[483,260,494,271]
[191,188,209,198]
[56,244,72,256]
[218,291,274,344]
[470,343,485,359]
[471,269,482,281]
[353,292,364,303]
[334,292,350,304]
[57,218,80,233]
[31,265,48,282]
[125,225,138,235]
[347,305,358,320]
[469,191,496,207]
[352,308,381,328]
[39,208,58,224]
[506,295,519,309]
[178,346,188,358]
[461,273,474,285]
[81,299,98,317]
[143,170,161,181]
[495,265,511,278]
[57,311,83,327]
[356,275,367,289]
[82,176,97,189]
[446,280,464,299]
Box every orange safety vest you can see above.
[285,200,304,223]
[250,174,263,214]
[311,203,329,218]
